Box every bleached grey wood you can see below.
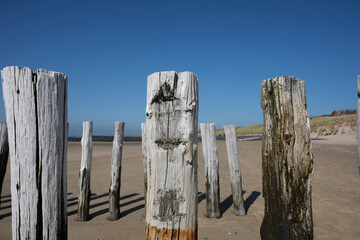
[141,122,147,207]
[260,76,314,240]
[358,75,360,175]
[108,121,125,221]
[0,123,9,206]
[78,121,93,221]
[2,66,68,239]
[223,124,246,216]
[145,71,199,239]
[200,123,221,218]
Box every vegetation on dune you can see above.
[214,124,263,136]
[311,114,356,136]
[310,114,356,127]
[198,114,357,136]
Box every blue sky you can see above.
[0,0,359,136]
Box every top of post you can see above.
[146,71,199,113]
[357,75,360,97]
[1,66,67,83]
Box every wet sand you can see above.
[0,140,359,239]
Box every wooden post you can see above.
[108,121,125,221]
[141,122,147,206]
[200,123,221,218]
[223,124,246,216]
[145,71,199,239]
[0,123,9,206]
[260,76,314,240]
[1,66,68,239]
[78,121,93,221]
[358,75,360,175]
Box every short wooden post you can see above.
[200,123,221,218]
[223,124,246,216]
[358,75,360,174]
[0,123,9,206]
[145,71,199,239]
[108,121,125,221]
[141,122,147,206]
[260,76,314,240]
[2,66,68,239]
[78,121,93,221]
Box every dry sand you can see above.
[1,138,360,239]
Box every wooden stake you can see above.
[145,71,199,239]
[78,121,93,221]
[0,123,9,206]
[358,75,360,175]
[223,124,246,216]
[260,76,314,240]
[108,121,125,221]
[2,66,68,239]
[141,122,147,207]
[200,123,221,218]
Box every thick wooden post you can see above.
[78,121,93,221]
[200,123,221,218]
[260,76,314,240]
[223,124,246,216]
[141,122,147,206]
[145,71,199,239]
[358,75,360,175]
[108,121,125,221]
[2,66,68,239]
[0,123,9,205]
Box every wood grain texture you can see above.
[200,123,221,218]
[0,123,9,206]
[223,124,246,216]
[2,66,68,240]
[358,75,360,174]
[145,71,199,240]
[260,76,314,240]
[78,121,93,221]
[108,121,125,221]
[141,122,147,207]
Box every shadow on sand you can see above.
[220,191,260,215]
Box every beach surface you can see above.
[1,137,360,239]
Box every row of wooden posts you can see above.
[0,121,246,220]
[0,66,317,239]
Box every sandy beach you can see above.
[0,138,359,239]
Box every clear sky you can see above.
[0,0,359,136]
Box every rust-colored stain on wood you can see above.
[145,223,197,240]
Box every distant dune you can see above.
[211,114,357,138]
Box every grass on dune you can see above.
[200,114,357,136]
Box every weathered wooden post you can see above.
[2,66,68,239]
[357,75,360,174]
[145,71,199,239]
[108,121,125,221]
[260,76,314,240]
[141,122,147,206]
[78,121,93,221]
[223,124,246,216]
[200,123,221,218]
[0,123,9,205]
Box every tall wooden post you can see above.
[200,123,221,218]
[78,121,93,221]
[260,76,314,240]
[0,123,9,206]
[223,124,246,216]
[141,122,147,206]
[145,71,199,239]
[357,75,360,175]
[2,66,68,239]
[108,121,125,221]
